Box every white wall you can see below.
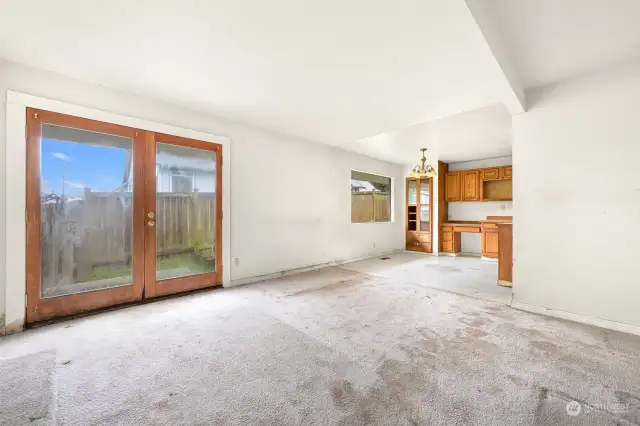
[448,156,512,254]
[513,58,640,329]
[0,59,404,332]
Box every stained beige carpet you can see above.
[1,265,639,425]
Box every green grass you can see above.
[83,253,214,282]
[156,254,214,275]
[87,264,132,282]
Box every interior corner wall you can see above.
[0,59,405,331]
[512,58,640,329]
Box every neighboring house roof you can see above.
[156,152,215,172]
[122,151,216,186]
[351,180,377,192]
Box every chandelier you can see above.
[409,148,436,178]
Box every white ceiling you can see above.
[1,0,637,165]
[0,0,511,146]
[479,0,640,89]
[342,103,512,164]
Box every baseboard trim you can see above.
[403,250,437,256]
[511,301,640,337]
[227,249,404,288]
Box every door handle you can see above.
[147,221,155,227]
[147,212,155,219]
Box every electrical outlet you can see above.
[233,258,240,266]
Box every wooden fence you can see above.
[351,191,390,222]
[41,190,216,283]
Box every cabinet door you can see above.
[445,173,461,202]
[500,166,512,180]
[462,170,480,201]
[482,231,499,258]
[442,240,455,253]
[407,179,417,205]
[418,178,431,233]
[481,168,500,181]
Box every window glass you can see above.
[351,171,391,223]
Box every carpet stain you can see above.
[530,340,561,353]
[614,390,640,424]
[28,414,46,423]
[331,357,431,426]
[331,379,356,409]
[459,316,492,327]
[286,279,359,297]
[424,264,461,273]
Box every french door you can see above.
[25,109,222,323]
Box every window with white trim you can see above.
[351,171,391,223]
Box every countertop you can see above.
[441,220,480,226]
[442,217,512,226]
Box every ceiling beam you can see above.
[464,0,526,114]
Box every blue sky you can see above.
[41,138,129,196]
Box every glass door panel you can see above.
[407,180,417,205]
[26,109,145,323]
[419,178,431,232]
[40,125,134,297]
[144,133,222,298]
[155,143,217,280]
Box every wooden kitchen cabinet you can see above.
[445,172,461,202]
[480,168,500,181]
[406,177,432,253]
[441,226,461,254]
[462,170,480,201]
[497,223,513,286]
[481,227,499,258]
[444,165,512,203]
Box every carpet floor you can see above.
[1,265,639,425]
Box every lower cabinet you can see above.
[406,231,431,253]
[440,226,461,253]
[481,225,499,258]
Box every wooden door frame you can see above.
[143,132,223,298]
[405,177,417,233]
[25,108,146,323]
[25,109,224,322]
[416,177,433,234]
[6,91,230,331]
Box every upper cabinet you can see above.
[462,170,480,201]
[500,166,512,180]
[445,165,512,202]
[445,172,461,202]
[480,168,500,181]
